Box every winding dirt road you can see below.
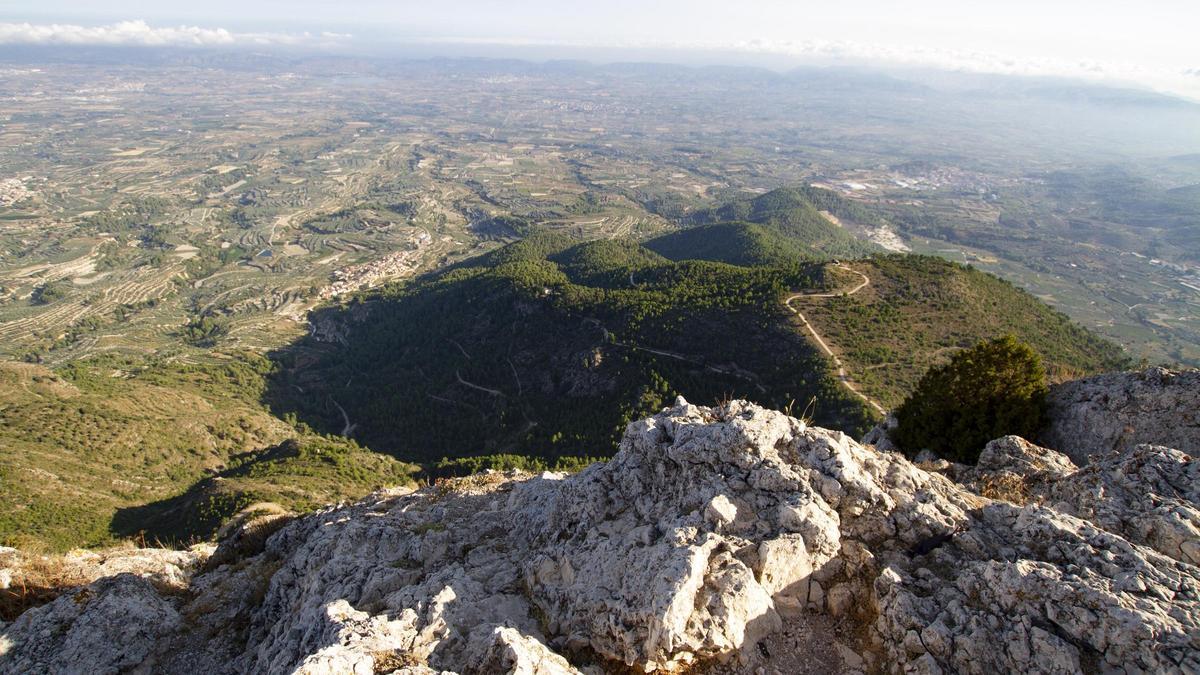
[785,265,887,415]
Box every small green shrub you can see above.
[31,282,68,305]
[181,314,228,347]
[892,335,1048,463]
[430,453,603,478]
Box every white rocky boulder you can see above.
[974,435,1078,480]
[1042,366,1200,463]
[0,575,182,674]
[1039,443,1200,566]
[1,397,1197,674]
[961,434,1200,567]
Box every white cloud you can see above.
[0,20,346,49]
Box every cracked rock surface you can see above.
[2,393,1198,674]
[1041,366,1200,464]
[965,435,1200,568]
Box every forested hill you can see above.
[682,186,879,258]
[0,232,1133,553]
[268,230,1130,468]
[644,222,815,267]
[268,232,873,465]
[799,255,1134,408]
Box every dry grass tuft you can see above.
[0,548,93,621]
[978,472,1030,504]
[430,470,515,499]
[372,649,424,673]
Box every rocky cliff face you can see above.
[1041,366,1200,464]
[2,378,1199,674]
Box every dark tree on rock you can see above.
[892,335,1047,463]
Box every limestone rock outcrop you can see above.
[0,575,182,674]
[1044,443,1200,566]
[1041,366,1200,463]
[0,545,212,595]
[973,435,1078,481]
[873,502,1199,674]
[2,396,1197,674]
[960,434,1200,567]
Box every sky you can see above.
[4,0,1199,100]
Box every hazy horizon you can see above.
[3,1,1198,101]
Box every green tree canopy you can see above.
[892,335,1048,463]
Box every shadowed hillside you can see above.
[266,233,874,463]
[0,355,417,551]
[266,229,1130,467]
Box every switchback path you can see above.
[785,265,887,416]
